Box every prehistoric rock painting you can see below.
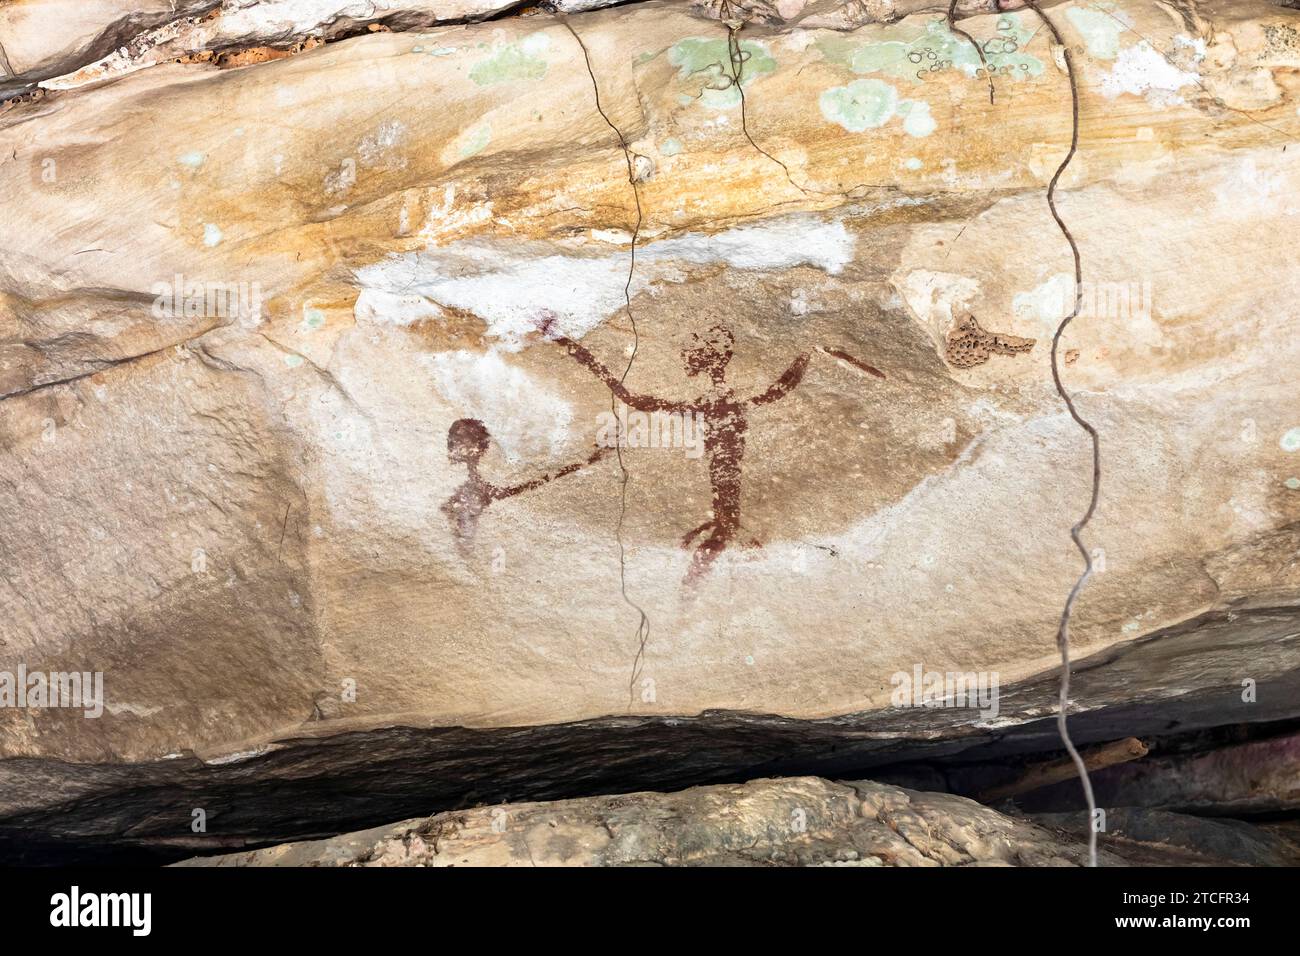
[945,315,1036,368]
[441,418,607,554]
[551,324,816,585]
[820,346,886,380]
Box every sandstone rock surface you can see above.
[178,775,1124,865]
[2,0,1300,851]
[1021,728,1300,815]
[0,1,538,96]
[1034,806,1300,866]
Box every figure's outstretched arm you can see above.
[551,335,686,413]
[492,445,611,500]
[748,352,810,407]
[492,476,546,500]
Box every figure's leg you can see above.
[681,518,716,547]
[684,530,726,585]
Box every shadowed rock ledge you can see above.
[1,604,1296,863]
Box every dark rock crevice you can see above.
[2,603,1297,865]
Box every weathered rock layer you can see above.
[2,0,1299,855]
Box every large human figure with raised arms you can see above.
[547,323,811,585]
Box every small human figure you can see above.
[441,417,607,554]
[547,323,812,585]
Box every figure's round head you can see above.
[447,418,490,464]
[682,324,734,379]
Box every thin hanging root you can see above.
[723,16,996,200]
[560,17,652,706]
[1022,0,1101,869]
[724,22,901,199]
[725,22,817,198]
[947,0,995,105]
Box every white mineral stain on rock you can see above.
[900,100,936,138]
[1013,273,1073,330]
[1214,156,1294,219]
[1100,40,1198,105]
[416,184,494,243]
[354,214,855,347]
[1227,470,1274,533]
[353,269,444,327]
[1281,428,1300,453]
[178,151,206,169]
[1013,272,1163,347]
[203,746,272,766]
[203,223,223,247]
[358,120,406,166]
[652,216,854,274]
[356,245,629,345]
[324,158,356,195]
[895,269,980,342]
[422,348,574,461]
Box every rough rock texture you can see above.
[0,1,527,97]
[3,0,1300,853]
[1034,807,1300,866]
[178,776,1125,866]
[1018,728,1300,815]
[4,603,1297,864]
[0,1,1006,98]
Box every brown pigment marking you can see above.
[821,347,886,380]
[441,418,607,555]
[944,315,1036,369]
[404,303,486,351]
[552,324,829,586]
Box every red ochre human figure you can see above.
[549,324,811,585]
[441,417,607,554]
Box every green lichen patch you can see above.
[1066,4,1128,60]
[469,34,550,86]
[819,78,935,137]
[817,14,1043,85]
[669,37,776,109]
[819,78,899,132]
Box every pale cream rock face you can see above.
[1,0,1298,765]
